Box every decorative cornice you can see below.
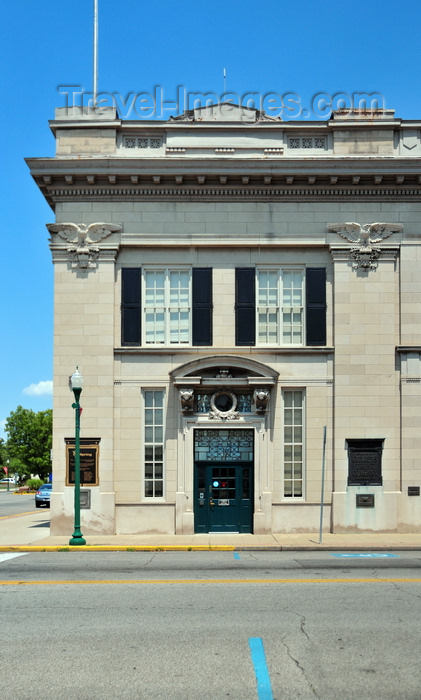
[26,156,421,208]
[39,182,421,207]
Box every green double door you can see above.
[194,462,253,533]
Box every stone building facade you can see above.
[27,103,421,535]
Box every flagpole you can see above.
[93,0,98,108]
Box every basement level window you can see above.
[122,136,163,150]
[288,137,326,149]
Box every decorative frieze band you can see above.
[178,386,271,419]
[45,185,421,204]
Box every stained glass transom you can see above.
[194,429,254,462]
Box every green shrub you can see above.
[26,478,44,492]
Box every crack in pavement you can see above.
[299,614,311,643]
[141,552,159,568]
[281,634,320,698]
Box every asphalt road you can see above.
[0,489,38,516]
[1,551,421,700]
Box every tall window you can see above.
[121,268,212,346]
[144,390,164,497]
[257,269,304,345]
[283,390,304,498]
[235,267,326,347]
[144,269,190,345]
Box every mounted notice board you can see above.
[65,437,100,487]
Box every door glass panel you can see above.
[242,467,250,499]
[211,467,235,499]
[197,465,205,491]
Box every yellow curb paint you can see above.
[0,545,236,552]
[0,577,420,586]
[0,512,38,520]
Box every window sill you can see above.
[115,346,334,355]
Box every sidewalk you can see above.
[1,510,421,551]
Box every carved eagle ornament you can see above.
[47,222,121,249]
[327,222,403,250]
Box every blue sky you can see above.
[1,0,421,439]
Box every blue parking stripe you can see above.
[233,552,240,559]
[248,637,273,700]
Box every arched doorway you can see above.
[171,357,278,534]
[194,428,254,533]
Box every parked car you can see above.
[35,483,52,507]
[0,478,16,485]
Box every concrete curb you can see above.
[1,544,421,552]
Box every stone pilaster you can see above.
[330,247,400,532]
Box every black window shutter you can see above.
[235,268,255,346]
[121,268,141,345]
[306,267,326,346]
[192,268,213,345]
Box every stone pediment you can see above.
[170,102,282,123]
[171,357,277,419]
[170,355,279,384]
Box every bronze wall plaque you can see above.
[356,494,375,508]
[408,486,420,496]
[347,439,384,486]
[65,438,100,486]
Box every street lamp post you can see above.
[69,367,86,546]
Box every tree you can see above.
[5,407,52,481]
[0,438,7,466]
